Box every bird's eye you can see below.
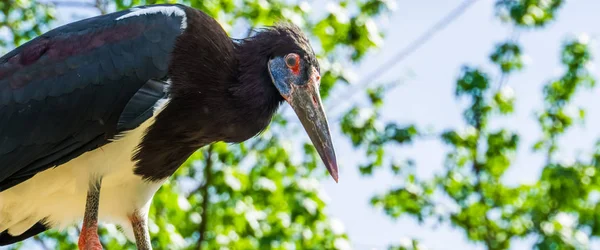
[285,53,299,68]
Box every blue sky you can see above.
[322,0,600,249]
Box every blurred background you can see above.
[2,0,600,249]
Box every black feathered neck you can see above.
[134,12,318,180]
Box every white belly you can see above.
[0,118,165,239]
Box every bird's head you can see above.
[237,23,338,182]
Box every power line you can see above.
[327,0,481,110]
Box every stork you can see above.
[0,4,337,249]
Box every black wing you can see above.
[0,4,186,191]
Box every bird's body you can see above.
[0,4,337,248]
[0,111,163,240]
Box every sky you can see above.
[3,0,600,249]
[321,0,600,249]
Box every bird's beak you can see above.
[283,67,339,182]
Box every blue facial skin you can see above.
[268,56,304,97]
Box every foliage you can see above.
[1,0,392,249]
[0,0,54,50]
[495,0,563,27]
[341,1,600,250]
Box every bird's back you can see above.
[0,4,190,245]
[0,4,187,191]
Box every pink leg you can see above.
[78,224,102,250]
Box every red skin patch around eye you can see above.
[286,54,301,75]
[291,63,300,75]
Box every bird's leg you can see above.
[78,177,103,250]
[129,210,152,250]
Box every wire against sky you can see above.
[327,0,481,110]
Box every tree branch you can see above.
[496,29,521,92]
[196,145,214,250]
[94,0,107,15]
[33,236,50,250]
[42,1,96,8]
[470,106,497,249]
